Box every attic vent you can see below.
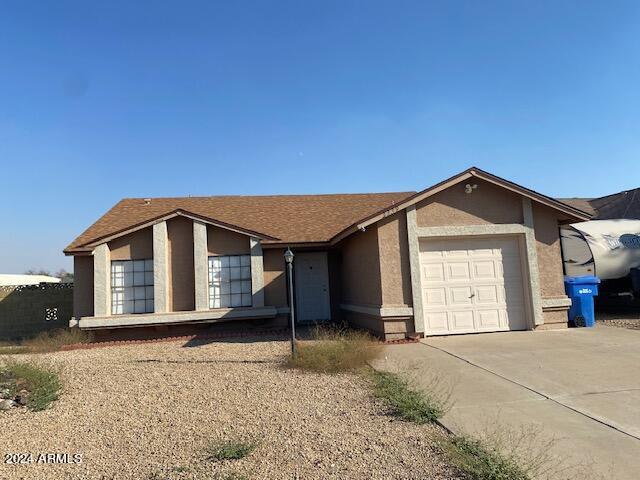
[143,198,151,205]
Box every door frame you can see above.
[294,251,332,324]
[406,198,544,336]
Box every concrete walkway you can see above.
[375,326,640,480]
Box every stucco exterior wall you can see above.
[73,255,94,318]
[207,226,250,255]
[167,216,195,312]
[415,179,524,227]
[338,226,382,307]
[108,228,153,260]
[377,214,412,307]
[532,204,566,298]
[263,248,287,307]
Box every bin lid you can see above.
[564,275,601,285]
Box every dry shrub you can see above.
[287,326,381,373]
[21,328,93,353]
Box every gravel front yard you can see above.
[0,338,460,480]
[596,311,640,330]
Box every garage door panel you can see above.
[422,264,445,282]
[425,312,449,332]
[476,309,501,329]
[449,310,474,330]
[473,261,497,279]
[447,262,471,280]
[475,285,499,304]
[424,288,447,306]
[450,287,473,305]
[420,236,528,335]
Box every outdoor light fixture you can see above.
[284,248,296,356]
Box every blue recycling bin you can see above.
[564,276,600,327]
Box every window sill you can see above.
[75,306,277,329]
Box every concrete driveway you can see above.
[376,326,640,479]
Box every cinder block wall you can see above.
[0,284,73,340]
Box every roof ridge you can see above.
[122,191,416,201]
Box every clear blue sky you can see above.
[1,1,640,273]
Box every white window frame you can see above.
[111,259,154,314]
[208,255,252,308]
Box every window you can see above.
[208,255,252,308]
[111,259,154,314]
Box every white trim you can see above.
[152,221,169,313]
[78,306,277,329]
[340,303,414,317]
[522,198,544,325]
[250,237,265,307]
[542,297,572,309]
[406,206,424,332]
[93,243,110,317]
[193,221,209,311]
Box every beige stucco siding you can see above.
[263,248,287,307]
[415,179,524,227]
[532,204,566,298]
[207,226,250,255]
[338,227,382,307]
[167,216,195,312]
[73,256,94,318]
[108,228,153,260]
[377,214,412,307]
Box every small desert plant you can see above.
[0,361,61,411]
[443,435,530,480]
[287,326,381,373]
[206,439,258,462]
[370,370,446,423]
[21,328,93,353]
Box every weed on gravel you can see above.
[370,369,446,423]
[0,361,61,411]
[206,439,258,462]
[286,326,381,373]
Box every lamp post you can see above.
[284,248,296,356]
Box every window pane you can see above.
[144,259,153,271]
[230,294,242,307]
[133,272,145,286]
[220,269,230,282]
[124,300,134,314]
[220,294,231,308]
[240,255,251,267]
[230,267,241,280]
[134,300,145,313]
[240,266,251,279]
[230,281,241,294]
[124,261,133,273]
[145,286,154,299]
[230,256,241,267]
[241,280,251,294]
[124,272,134,287]
[133,260,145,272]
[220,256,230,268]
[241,294,252,306]
[145,271,154,285]
[220,282,230,294]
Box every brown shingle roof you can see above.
[64,192,415,253]
[558,188,640,220]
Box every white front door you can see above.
[420,236,528,335]
[294,252,331,324]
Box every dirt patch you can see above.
[596,311,640,330]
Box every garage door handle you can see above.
[469,293,475,298]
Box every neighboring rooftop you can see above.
[558,187,640,220]
[0,275,61,286]
[64,192,415,253]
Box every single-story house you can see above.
[64,167,591,340]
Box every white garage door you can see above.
[419,236,528,335]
